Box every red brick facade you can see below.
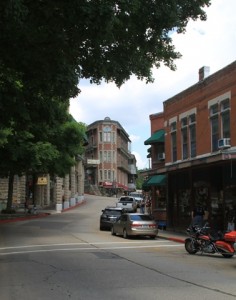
[146,61,236,230]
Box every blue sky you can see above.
[70,0,236,169]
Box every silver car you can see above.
[111,213,158,239]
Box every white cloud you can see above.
[70,0,236,169]
[129,134,140,143]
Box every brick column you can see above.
[70,166,76,206]
[63,174,70,209]
[56,177,63,212]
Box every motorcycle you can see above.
[185,223,236,258]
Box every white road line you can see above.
[0,240,173,250]
[0,244,183,256]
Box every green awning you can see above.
[144,129,165,145]
[146,174,166,186]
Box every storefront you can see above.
[143,174,167,229]
[167,161,236,231]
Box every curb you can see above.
[158,235,185,244]
[0,213,50,224]
[0,200,86,224]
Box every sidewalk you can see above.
[0,202,187,243]
[0,200,86,224]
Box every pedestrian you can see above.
[191,203,205,227]
[146,198,152,215]
[140,199,145,214]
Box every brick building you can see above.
[84,117,137,195]
[145,61,236,231]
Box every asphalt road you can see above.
[0,194,236,300]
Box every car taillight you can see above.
[131,223,141,227]
[149,224,157,228]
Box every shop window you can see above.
[155,187,166,209]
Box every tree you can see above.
[0,98,87,212]
[0,0,211,210]
[0,0,211,98]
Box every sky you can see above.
[70,0,236,170]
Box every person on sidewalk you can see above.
[191,203,205,227]
[140,199,145,214]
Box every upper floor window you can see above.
[182,127,188,160]
[209,98,230,151]
[171,132,177,162]
[189,114,196,124]
[221,99,230,138]
[211,116,219,152]
[210,104,218,116]
[104,132,111,142]
[171,122,177,132]
[189,124,196,158]
[170,121,177,162]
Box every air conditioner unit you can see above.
[218,138,231,149]
[158,153,165,160]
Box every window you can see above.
[171,122,177,162]
[181,117,188,160]
[107,151,111,162]
[189,114,196,158]
[210,104,218,116]
[108,170,111,180]
[189,114,196,124]
[104,151,107,162]
[99,132,103,142]
[210,103,219,152]
[189,124,196,158]
[211,116,219,152]
[221,99,230,138]
[182,127,188,159]
[100,170,103,181]
[104,170,107,180]
[171,132,177,162]
[104,132,111,142]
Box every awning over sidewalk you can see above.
[142,174,166,189]
[144,129,165,145]
[147,174,166,186]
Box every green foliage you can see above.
[0,0,211,90]
[0,0,211,207]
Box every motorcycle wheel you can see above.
[185,238,198,254]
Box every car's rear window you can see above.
[105,210,122,215]
[130,215,153,221]
[119,197,134,202]
[130,193,143,198]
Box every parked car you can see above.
[111,213,158,239]
[129,192,143,208]
[116,196,137,212]
[100,207,124,230]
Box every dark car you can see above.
[100,207,124,230]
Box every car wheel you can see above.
[111,226,116,236]
[100,225,104,231]
[123,229,129,239]
[150,235,156,239]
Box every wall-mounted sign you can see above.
[37,177,47,185]
[87,159,100,165]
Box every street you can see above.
[0,194,236,300]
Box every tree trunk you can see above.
[6,172,14,213]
